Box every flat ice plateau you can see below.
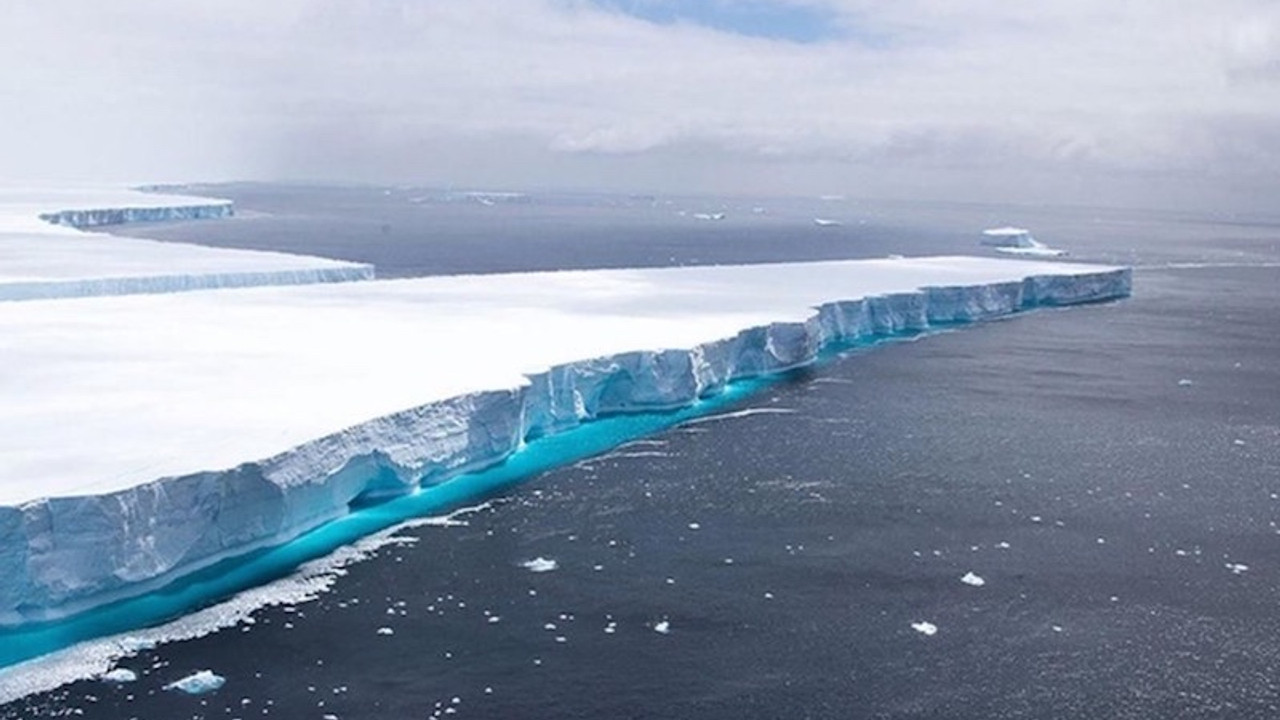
[0,254,1129,626]
[0,187,372,301]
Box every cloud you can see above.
[2,0,1278,209]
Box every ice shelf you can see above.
[0,256,1129,624]
[0,187,373,300]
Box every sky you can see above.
[3,0,1279,211]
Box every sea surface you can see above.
[5,186,1280,719]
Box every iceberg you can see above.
[163,669,225,695]
[0,256,1129,628]
[0,187,374,301]
[981,227,1066,257]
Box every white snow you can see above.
[0,187,372,301]
[0,252,1128,625]
[163,670,225,695]
[653,620,671,634]
[960,572,986,587]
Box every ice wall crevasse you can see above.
[0,267,1130,626]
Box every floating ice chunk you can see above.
[960,572,986,587]
[1226,563,1249,574]
[981,227,1066,257]
[911,621,938,636]
[813,218,841,227]
[100,669,137,684]
[653,620,671,634]
[376,627,395,636]
[1177,378,1194,387]
[521,558,558,573]
[688,522,701,530]
[164,670,226,695]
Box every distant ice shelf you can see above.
[0,256,1130,626]
[0,187,374,301]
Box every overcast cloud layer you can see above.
[3,0,1279,210]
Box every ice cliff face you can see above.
[0,194,375,301]
[0,266,376,302]
[0,267,1130,626]
[37,202,234,229]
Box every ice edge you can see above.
[1,198,375,301]
[0,265,1130,627]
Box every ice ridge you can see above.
[0,267,1130,627]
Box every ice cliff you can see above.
[0,266,376,302]
[0,265,1130,626]
[0,190,374,301]
[37,201,234,229]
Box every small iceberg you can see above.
[164,670,226,695]
[521,557,559,573]
[813,218,841,227]
[981,227,1066,257]
[911,621,938,636]
[100,668,138,684]
[960,571,986,587]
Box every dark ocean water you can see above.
[5,186,1280,719]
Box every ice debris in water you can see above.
[521,557,558,573]
[164,670,226,695]
[911,622,938,636]
[1177,378,1194,387]
[1226,563,1249,574]
[101,668,138,684]
[376,627,395,636]
[960,572,986,587]
[653,620,671,634]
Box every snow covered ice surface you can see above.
[0,186,1131,638]
[0,251,1129,627]
[0,186,372,301]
